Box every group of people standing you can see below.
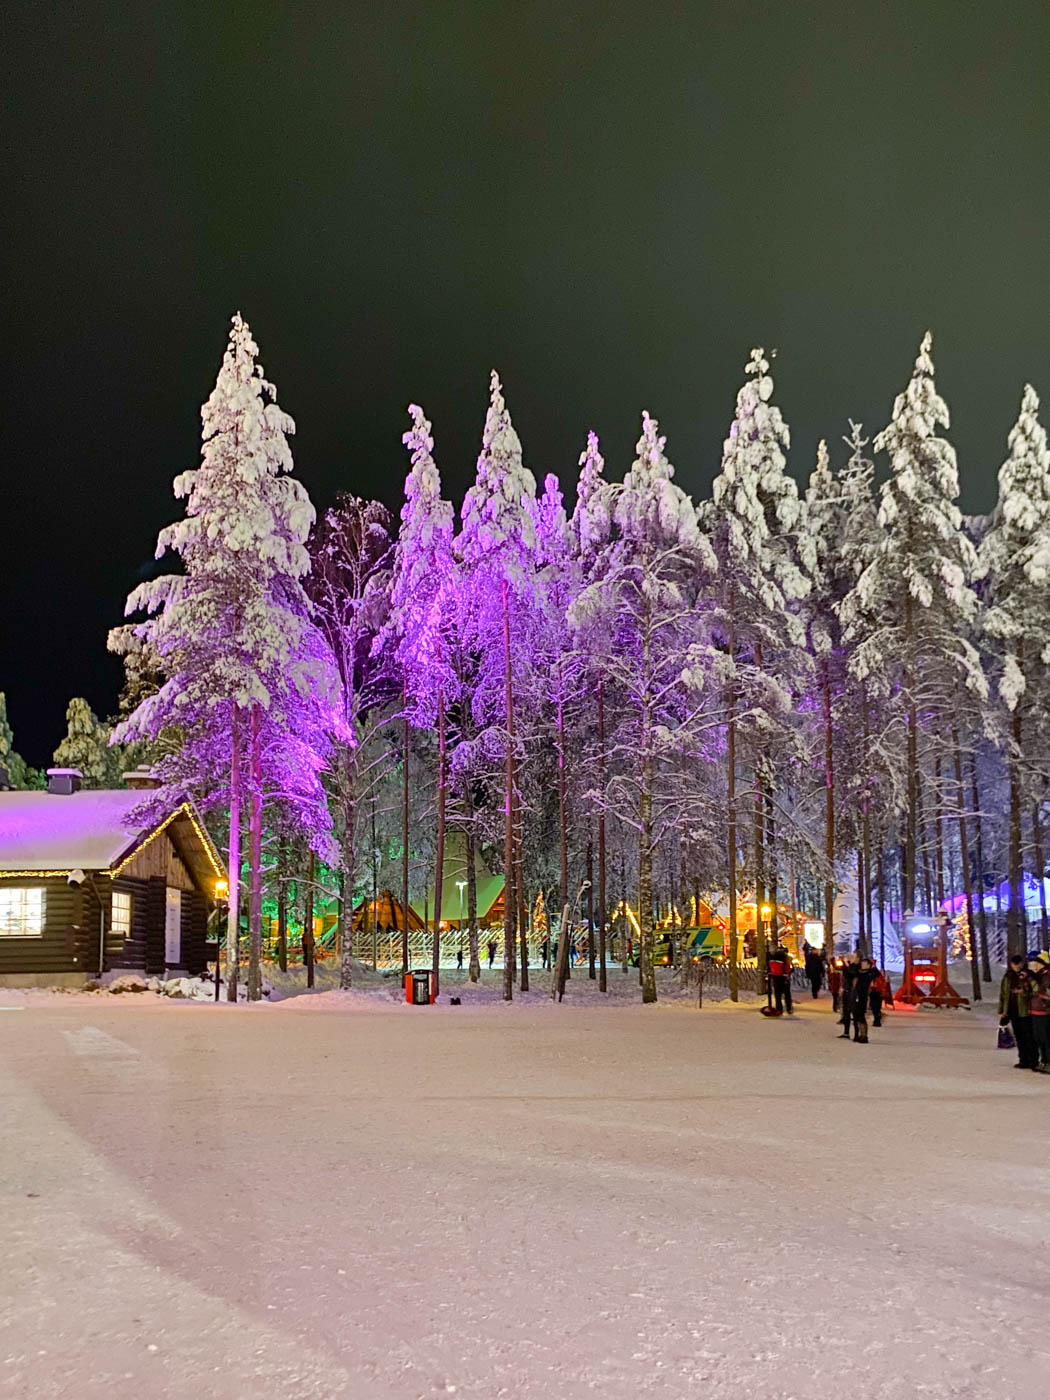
[998,951,1050,1072]
[827,951,892,1043]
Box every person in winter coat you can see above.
[838,953,861,1037]
[486,939,497,969]
[767,943,793,1014]
[868,961,890,1026]
[846,957,875,1042]
[804,946,824,999]
[998,954,1036,1070]
[1026,951,1050,1071]
[828,957,843,1014]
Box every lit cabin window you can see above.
[0,887,45,937]
[111,890,132,939]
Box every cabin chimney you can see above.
[122,766,161,790]
[46,767,83,795]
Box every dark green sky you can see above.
[3,1,1049,763]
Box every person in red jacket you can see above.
[767,942,793,1014]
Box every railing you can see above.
[682,962,808,994]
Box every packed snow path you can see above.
[1,986,1047,1399]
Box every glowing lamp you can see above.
[214,879,228,899]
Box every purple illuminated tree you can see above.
[570,432,615,988]
[307,494,394,989]
[458,371,538,1000]
[383,404,458,992]
[530,471,584,996]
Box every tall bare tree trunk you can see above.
[502,577,515,1002]
[464,797,480,982]
[1008,698,1025,958]
[951,728,981,1002]
[877,846,886,968]
[1032,797,1049,948]
[587,841,596,978]
[247,706,263,1002]
[904,595,918,916]
[432,689,446,997]
[969,755,992,980]
[823,658,836,960]
[638,593,656,1005]
[512,764,528,991]
[856,847,866,955]
[304,849,315,988]
[339,789,357,988]
[727,655,739,1003]
[401,713,410,976]
[277,864,288,973]
[225,708,241,1002]
[754,761,766,974]
[597,681,608,993]
[933,755,946,912]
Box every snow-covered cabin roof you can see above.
[0,789,223,886]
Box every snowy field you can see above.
[1,974,1048,1400]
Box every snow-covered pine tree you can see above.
[842,332,985,927]
[53,697,123,788]
[458,371,539,1001]
[530,471,584,995]
[574,412,717,1004]
[113,313,335,1001]
[570,431,616,988]
[383,404,457,993]
[977,383,1050,954]
[706,349,810,996]
[0,693,39,789]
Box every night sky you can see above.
[3,2,1049,766]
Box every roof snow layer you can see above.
[0,789,148,871]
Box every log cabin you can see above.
[0,766,225,987]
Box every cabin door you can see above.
[164,887,182,967]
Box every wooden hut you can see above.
[0,768,225,987]
[351,888,424,934]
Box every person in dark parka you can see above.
[848,957,876,1042]
[838,952,860,1038]
[999,954,1036,1070]
[804,945,824,999]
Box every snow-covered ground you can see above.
[1,975,1047,1399]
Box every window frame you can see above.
[111,888,132,940]
[0,885,46,938]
